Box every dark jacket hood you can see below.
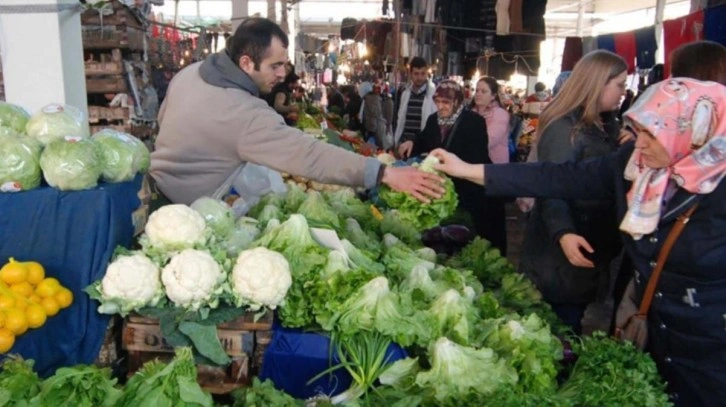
[199,51,260,97]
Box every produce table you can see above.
[0,175,143,376]
[260,323,407,399]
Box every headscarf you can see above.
[619,78,726,239]
[434,80,465,137]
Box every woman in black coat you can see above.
[431,78,726,407]
[520,51,629,333]
[396,80,503,251]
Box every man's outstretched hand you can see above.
[381,166,444,203]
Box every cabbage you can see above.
[190,197,236,237]
[26,104,88,146]
[0,102,31,135]
[0,133,42,192]
[40,136,101,190]
[92,129,149,182]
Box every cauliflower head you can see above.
[231,247,292,310]
[144,204,207,251]
[161,249,226,310]
[96,253,163,316]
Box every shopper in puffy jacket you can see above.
[431,78,726,407]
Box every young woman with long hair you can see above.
[517,50,628,333]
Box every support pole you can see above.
[576,0,585,37]
[654,0,666,64]
[267,0,276,23]
[0,0,88,116]
[231,0,249,31]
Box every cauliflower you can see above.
[144,204,207,251]
[90,253,164,316]
[161,249,226,311]
[231,247,292,310]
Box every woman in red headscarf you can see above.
[430,78,726,406]
[397,80,504,252]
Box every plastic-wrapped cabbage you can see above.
[190,197,235,237]
[132,138,150,173]
[0,102,31,135]
[92,129,149,182]
[40,136,101,190]
[0,133,42,192]
[26,104,88,146]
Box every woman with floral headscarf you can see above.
[397,80,502,249]
[430,78,726,406]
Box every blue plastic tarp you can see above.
[260,323,407,400]
[0,175,142,377]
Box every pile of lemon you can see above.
[0,258,73,353]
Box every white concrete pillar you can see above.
[231,0,249,31]
[288,1,299,65]
[267,0,277,23]
[576,0,585,37]
[0,0,87,115]
[654,0,666,64]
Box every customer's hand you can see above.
[382,166,444,203]
[559,233,595,268]
[430,149,468,178]
[397,141,414,159]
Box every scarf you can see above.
[620,78,726,239]
[434,80,465,140]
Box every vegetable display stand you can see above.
[121,311,273,394]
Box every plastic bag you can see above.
[26,104,89,146]
[229,163,287,218]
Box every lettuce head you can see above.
[379,155,458,231]
[40,136,101,190]
[26,104,88,146]
[0,133,42,192]
[0,102,31,135]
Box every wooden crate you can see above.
[126,351,250,395]
[126,311,273,331]
[88,106,129,123]
[122,311,273,394]
[90,124,129,134]
[82,27,144,51]
[86,60,124,76]
[86,76,127,93]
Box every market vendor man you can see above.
[150,18,443,205]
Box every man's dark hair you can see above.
[409,57,428,71]
[670,40,726,86]
[534,82,546,92]
[227,17,289,70]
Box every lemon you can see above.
[0,296,15,311]
[55,288,73,309]
[10,282,34,298]
[24,262,45,286]
[25,305,46,329]
[35,278,60,298]
[0,328,15,353]
[4,308,28,335]
[0,258,28,285]
[40,297,60,317]
[0,311,5,328]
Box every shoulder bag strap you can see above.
[637,204,699,316]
